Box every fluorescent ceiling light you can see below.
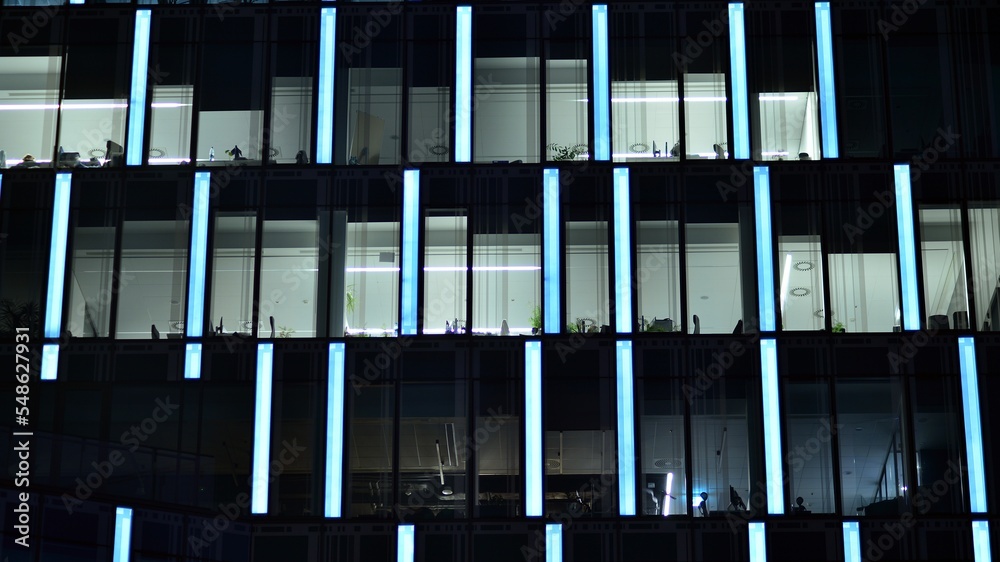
[758,94,799,101]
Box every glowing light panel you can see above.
[525,341,543,516]
[729,3,750,159]
[397,525,415,562]
[113,507,133,562]
[973,521,992,562]
[251,343,274,514]
[592,5,610,161]
[546,523,563,562]
[543,169,560,333]
[760,339,783,513]
[317,8,336,164]
[616,341,636,515]
[326,343,346,517]
[893,164,920,330]
[815,3,839,158]
[749,522,767,562]
[613,168,632,332]
[843,522,861,562]
[186,173,210,338]
[456,6,472,162]
[959,337,987,513]
[184,343,202,380]
[45,174,72,339]
[754,167,775,331]
[126,11,151,166]
[401,170,420,335]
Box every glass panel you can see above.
[967,203,1000,331]
[685,202,745,335]
[148,17,197,165]
[911,376,964,513]
[836,378,906,517]
[423,210,467,334]
[681,7,731,160]
[0,179,51,335]
[471,180,541,335]
[0,54,62,167]
[269,15,316,164]
[784,380,835,513]
[834,8,888,159]
[691,377,748,516]
[545,8,588,163]
[635,186,681,333]
[335,10,402,166]
[347,351,394,519]
[209,214,257,336]
[474,11,539,163]
[407,11,453,164]
[398,373,467,520]
[639,377,687,516]
[66,207,116,338]
[115,210,189,340]
[778,203,825,331]
[260,211,318,338]
[610,10,678,163]
[473,350,521,518]
[748,8,821,161]
[57,18,130,168]
[566,218,610,332]
[918,207,969,330]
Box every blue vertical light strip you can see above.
[325,342,346,518]
[545,523,563,562]
[760,339,784,514]
[612,168,632,333]
[401,170,420,335]
[112,507,133,562]
[543,169,561,334]
[525,341,543,517]
[754,167,776,332]
[748,522,767,562]
[40,345,59,382]
[728,3,750,160]
[251,343,274,514]
[455,6,472,163]
[959,337,987,513]
[842,522,861,562]
[973,521,993,562]
[317,8,336,164]
[616,341,636,516]
[125,10,151,166]
[592,5,610,161]
[397,525,415,562]
[814,2,839,158]
[186,172,210,338]
[893,164,920,330]
[44,173,72,339]
[183,343,202,381]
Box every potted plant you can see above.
[547,143,586,161]
[529,305,542,335]
[832,321,846,333]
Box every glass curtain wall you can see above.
[0,176,53,336]
[638,354,688,516]
[918,206,970,330]
[472,347,522,518]
[148,15,197,165]
[967,202,1000,331]
[545,5,588,162]
[268,11,317,164]
[407,7,454,164]
[564,175,611,332]
[66,180,119,338]
[680,7,730,160]
[773,175,827,331]
[746,6,821,161]
[634,174,683,333]
[833,5,888,159]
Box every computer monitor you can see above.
[57,152,81,167]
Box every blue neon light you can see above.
[546,523,563,562]
[893,164,920,330]
[325,343,346,517]
[616,341,636,516]
[184,343,202,380]
[317,8,336,164]
[0,175,3,200]
[251,343,274,514]
[397,525,415,562]
[613,168,632,333]
[186,173,210,338]
[44,174,72,339]
[401,170,420,335]
[40,344,59,381]
[113,507,133,562]
[126,11,151,166]
[754,167,775,331]
[69,0,84,4]
[592,5,610,161]
[973,521,993,562]
[749,522,767,562]
[525,341,543,516]
[543,169,561,334]
[843,522,861,562]
[760,339,783,514]
[815,3,839,158]
[729,3,750,160]
[455,6,472,162]
[959,337,987,513]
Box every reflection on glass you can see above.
[546,58,588,162]
[270,73,313,164]
[827,253,899,333]
[778,237,825,331]
[474,374,521,518]
[348,378,394,518]
[0,56,62,165]
[967,203,1000,331]
[636,217,681,333]
[640,378,687,516]
[685,205,744,335]
[836,378,905,517]
[472,223,540,336]
[784,381,835,513]
[612,81,678,162]
[209,215,257,336]
[149,85,194,164]
[918,207,969,330]
[424,211,468,334]
[911,377,964,513]
[690,378,748,517]
[566,220,609,332]
[259,217,318,338]
[398,380,467,520]
[408,13,453,164]
[115,218,189,339]
[756,92,821,161]
[66,216,115,337]
[345,218,400,337]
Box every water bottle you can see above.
[209,146,215,162]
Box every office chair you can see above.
[215,316,224,335]
[151,324,160,339]
[714,144,726,159]
[269,316,275,338]
[693,314,701,334]
[729,486,747,510]
[733,319,743,334]
[652,141,661,158]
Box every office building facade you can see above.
[1,1,1000,560]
